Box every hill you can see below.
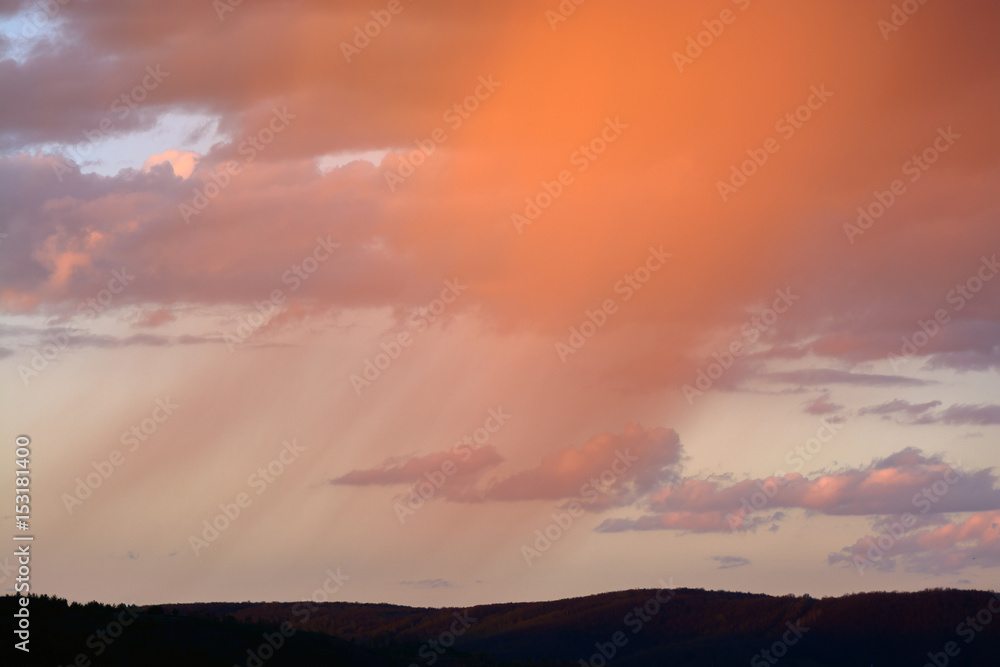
[4,587,999,665]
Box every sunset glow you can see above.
[1,0,998,613]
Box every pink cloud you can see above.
[143,150,199,179]
[599,510,781,534]
[829,510,1000,574]
[803,394,844,416]
[480,423,680,506]
[330,424,682,509]
[609,448,1000,533]
[331,428,1000,542]
[330,445,504,487]
[858,399,1000,426]
[136,308,175,328]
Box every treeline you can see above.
[4,587,999,666]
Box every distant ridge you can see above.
[5,587,999,666]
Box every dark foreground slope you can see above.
[4,588,999,666]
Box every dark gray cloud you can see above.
[766,369,932,388]
[711,555,750,569]
[859,399,1000,426]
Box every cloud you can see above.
[765,369,932,388]
[829,510,1000,574]
[0,323,217,354]
[859,399,1000,426]
[596,511,774,534]
[333,418,1000,550]
[400,579,454,589]
[711,555,751,569]
[859,399,942,417]
[0,0,998,605]
[329,445,504,490]
[135,308,176,328]
[939,404,1000,426]
[479,424,681,508]
[0,0,997,399]
[331,424,683,510]
[604,448,1000,533]
[803,394,844,415]
[143,149,199,179]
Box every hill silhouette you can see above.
[4,587,999,665]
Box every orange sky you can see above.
[1,0,999,606]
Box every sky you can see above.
[0,0,998,608]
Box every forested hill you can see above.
[4,587,999,666]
